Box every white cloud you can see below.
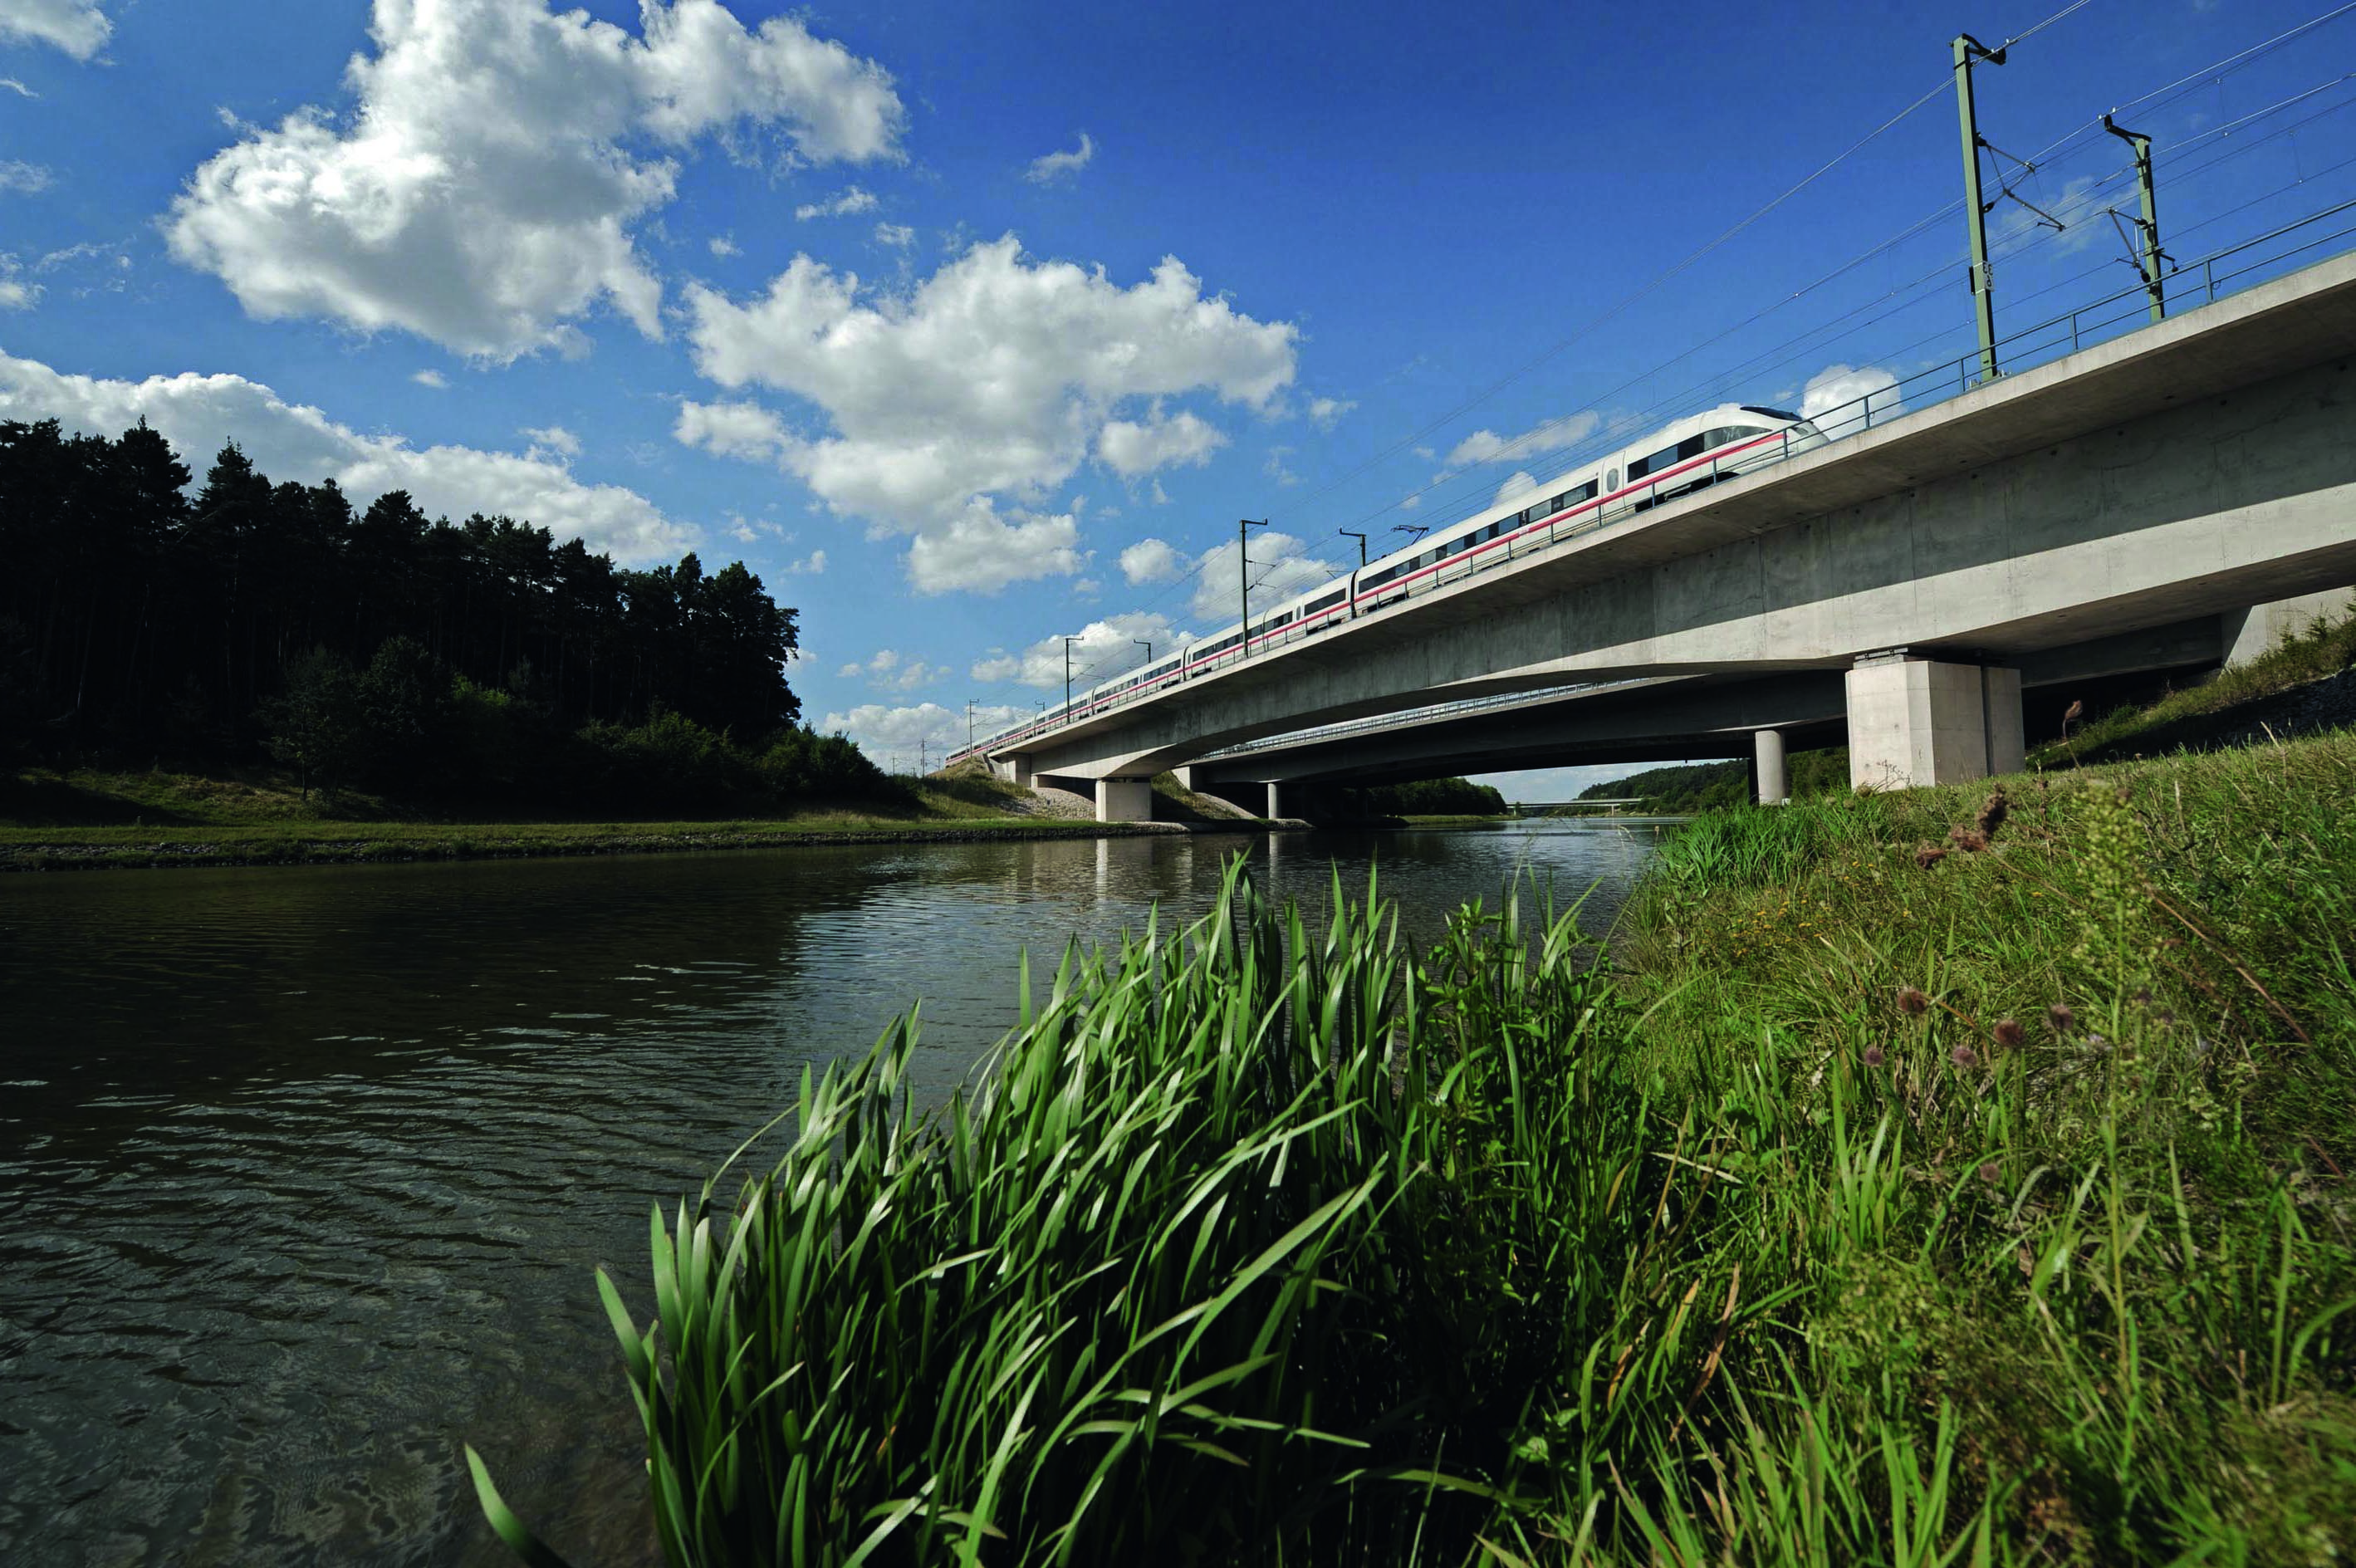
[1992,173,2112,258]
[1491,469,1538,506]
[0,254,35,311]
[873,221,913,248]
[1800,363,1903,439]
[1188,531,1335,622]
[786,547,825,574]
[840,647,948,691]
[0,347,693,561]
[0,0,110,59]
[1119,537,1180,585]
[1024,131,1093,184]
[1095,404,1224,477]
[820,700,1006,765]
[165,0,906,360]
[1442,409,1599,469]
[905,502,1082,595]
[708,233,740,257]
[970,610,1184,688]
[1305,394,1354,430]
[410,368,448,388]
[0,77,39,98]
[793,185,879,221]
[0,159,51,194]
[1264,445,1299,487]
[677,235,1297,592]
[521,423,580,456]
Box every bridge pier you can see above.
[1753,729,1788,805]
[997,754,1032,788]
[1845,656,2022,792]
[1264,782,1290,820]
[1095,777,1154,823]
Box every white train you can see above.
[963,403,1825,757]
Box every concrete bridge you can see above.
[992,246,2356,821]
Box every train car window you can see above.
[1606,468,1619,489]
[1678,434,1707,461]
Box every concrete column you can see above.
[2221,587,2354,667]
[1752,729,1788,805]
[1845,657,2023,792]
[1263,782,1288,820]
[999,754,1033,787]
[1095,777,1154,823]
[1171,765,1198,791]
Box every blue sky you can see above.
[4,0,2352,795]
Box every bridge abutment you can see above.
[2221,587,2355,667]
[1753,729,1788,805]
[1845,657,2022,792]
[997,754,1033,787]
[1095,777,1154,823]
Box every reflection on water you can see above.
[0,820,1667,1566]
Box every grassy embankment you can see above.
[0,765,1159,871]
[473,730,2354,1566]
[1583,600,2356,812]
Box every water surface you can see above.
[0,820,1668,1566]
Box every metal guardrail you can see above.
[953,200,2356,768]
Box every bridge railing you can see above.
[953,200,2356,770]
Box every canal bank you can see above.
[478,729,2355,1566]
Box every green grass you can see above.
[473,734,2356,1566]
[0,764,1180,869]
[2032,600,2356,769]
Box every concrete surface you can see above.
[1845,659,2024,791]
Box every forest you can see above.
[0,417,888,813]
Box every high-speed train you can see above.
[963,403,1825,757]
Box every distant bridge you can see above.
[969,214,2356,821]
[1506,799,1645,816]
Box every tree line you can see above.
[0,417,889,811]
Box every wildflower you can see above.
[1979,1161,2001,1185]
[1915,843,1949,870]
[1947,824,1991,854]
[1952,1043,1979,1068]
[1897,986,1930,1017]
[1863,1045,1887,1067]
[1992,1018,2025,1050]
[2047,1002,2074,1031]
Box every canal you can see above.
[0,819,1668,1566]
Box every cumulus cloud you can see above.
[1024,131,1093,184]
[970,610,1184,688]
[1442,409,1600,469]
[1095,404,1224,478]
[0,159,51,194]
[410,369,448,388]
[1188,531,1336,622]
[0,347,693,560]
[521,423,580,456]
[839,647,944,691]
[1491,469,1538,506]
[905,502,1082,595]
[708,233,740,257]
[1119,537,1180,585]
[785,547,825,574]
[820,700,1014,765]
[1800,363,1903,439]
[164,0,906,360]
[675,235,1297,592]
[1305,394,1354,430]
[0,0,110,59]
[872,222,913,248]
[793,185,879,220]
